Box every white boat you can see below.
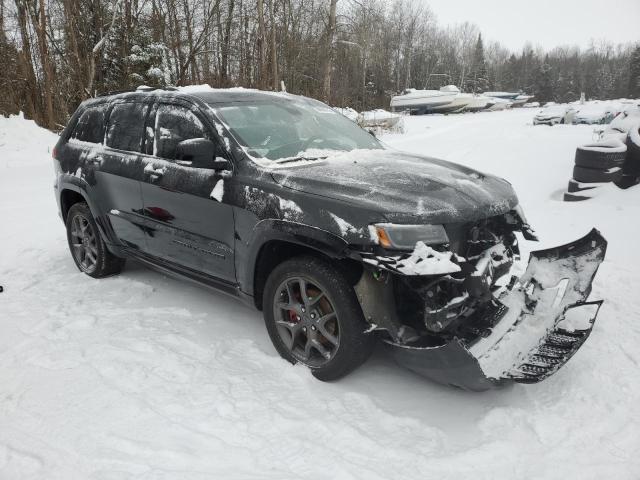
[390,85,473,114]
[463,95,492,112]
[390,87,458,113]
[510,94,535,107]
[483,91,521,100]
[486,98,512,111]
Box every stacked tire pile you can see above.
[564,122,640,201]
[621,124,640,188]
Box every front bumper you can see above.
[384,228,607,390]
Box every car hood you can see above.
[535,112,563,119]
[269,149,518,224]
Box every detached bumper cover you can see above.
[385,229,607,390]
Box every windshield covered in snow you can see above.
[575,103,613,116]
[210,97,382,162]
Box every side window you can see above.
[154,104,207,160]
[71,105,107,144]
[106,102,147,152]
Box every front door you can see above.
[138,101,236,283]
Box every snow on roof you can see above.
[177,84,292,103]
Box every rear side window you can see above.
[153,104,206,160]
[106,102,148,152]
[71,105,107,144]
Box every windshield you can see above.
[211,97,382,162]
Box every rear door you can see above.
[68,101,147,251]
[95,100,150,251]
[138,100,236,282]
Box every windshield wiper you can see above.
[273,156,327,165]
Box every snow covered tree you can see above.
[556,72,577,103]
[534,56,554,102]
[629,45,640,98]
[502,54,519,91]
[469,34,489,92]
[596,65,615,100]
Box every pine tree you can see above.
[556,73,576,103]
[596,65,614,100]
[534,56,554,102]
[470,34,489,93]
[629,45,640,98]
[502,54,518,91]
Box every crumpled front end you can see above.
[356,228,607,391]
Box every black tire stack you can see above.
[618,123,640,189]
[564,138,627,201]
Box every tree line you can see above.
[1,0,639,130]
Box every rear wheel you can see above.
[66,202,124,278]
[262,256,375,381]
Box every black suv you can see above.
[53,87,606,390]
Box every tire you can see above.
[615,174,640,190]
[563,192,591,202]
[572,165,623,183]
[66,202,125,278]
[622,125,640,176]
[567,178,598,193]
[262,255,375,381]
[574,139,627,169]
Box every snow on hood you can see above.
[269,149,518,224]
[574,103,614,119]
[605,107,640,134]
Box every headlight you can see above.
[373,223,449,249]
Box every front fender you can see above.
[237,219,350,297]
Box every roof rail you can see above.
[136,85,180,92]
[95,86,180,97]
[96,89,135,97]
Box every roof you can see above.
[83,84,312,112]
[88,85,295,107]
[186,87,291,105]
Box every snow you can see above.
[603,106,640,136]
[333,107,359,122]
[357,109,405,133]
[278,197,303,220]
[578,138,627,153]
[394,241,461,275]
[329,213,361,236]
[210,179,224,201]
[2,109,640,479]
[358,109,400,122]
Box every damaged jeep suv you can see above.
[53,87,607,390]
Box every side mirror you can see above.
[176,138,230,170]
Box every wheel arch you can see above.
[58,181,116,248]
[244,221,363,310]
[60,188,87,222]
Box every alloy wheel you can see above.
[69,214,98,273]
[273,276,340,367]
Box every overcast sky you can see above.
[425,0,640,52]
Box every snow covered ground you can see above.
[1,109,639,479]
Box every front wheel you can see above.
[262,256,375,381]
[66,202,125,278]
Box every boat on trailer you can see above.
[390,85,472,114]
